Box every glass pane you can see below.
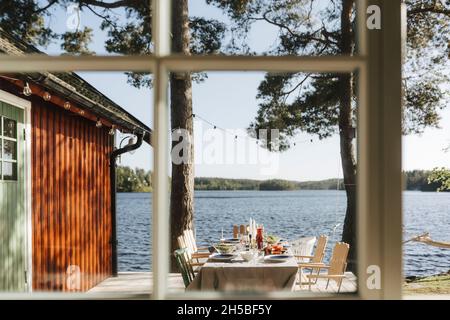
[2,162,17,181]
[1,70,153,294]
[2,140,16,161]
[0,2,152,56]
[3,118,17,139]
[402,0,450,298]
[188,1,358,56]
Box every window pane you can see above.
[188,1,359,57]
[402,0,450,298]
[168,71,358,295]
[3,118,16,139]
[0,2,152,56]
[2,162,17,181]
[2,140,16,161]
[1,70,153,294]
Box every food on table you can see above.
[271,244,284,254]
[214,243,236,254]
[265,234,280,245]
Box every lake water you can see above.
[117,190,450,277]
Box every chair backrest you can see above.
[291,237,317,261]
[233,225,239,238]
[239,225,246,236]
[183,229,197,253]
[177,234,186,250]
[328,242,350,276]
[174,248,195,288]
[311,235,328,263]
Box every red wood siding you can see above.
[31,99,113,292]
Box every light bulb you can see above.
[78,109,85,115]
[64,101,71,110]
[23,82,32,96]
[96,118,103,128]
[43,92,51,101]
[109,125,116,135]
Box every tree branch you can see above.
[78,0,139,9]
[408,5,450,16]
[282,74,311,98]
[248,12,337,47]
[33,0,59,14]
[83,4,120,31]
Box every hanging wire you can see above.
[189,113,313,147]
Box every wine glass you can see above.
[250,248,259,265]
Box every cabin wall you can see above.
[31,98,114,292]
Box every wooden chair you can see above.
[291,236,317,262]
[294,235,327,264]
[183,229,210,255]
[177,234,208,269]
[295,235,328,286]
[174,248,196,288]
[300,242,350,293]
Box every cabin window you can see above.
[0,117,18,181]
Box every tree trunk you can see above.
[339,0,357,272]
[170,0,195,272]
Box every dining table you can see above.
[187,250,298,292]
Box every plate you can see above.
[223,238,240,243]
[264,254,292,263]
[209,253,237,262]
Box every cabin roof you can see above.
[0,28,152,145]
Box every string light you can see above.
[1,80,152,140]
[23,82,32,96]
[43,92,51,101]
[191,112,314,147]
[109,125,116,135]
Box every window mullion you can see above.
[152,0,171,301]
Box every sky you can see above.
[32,0,450,182]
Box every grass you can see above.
[403,273,450,295]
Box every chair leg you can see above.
[326,279,330,290]
[313,268,320,284]
[299,267,303,289]
[337,280,342,293]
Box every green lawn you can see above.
[403,274,450,295]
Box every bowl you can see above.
[240,251,255,262]
[214,243,236,254]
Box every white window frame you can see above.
[0,89,33,292]
[0,0,404,300]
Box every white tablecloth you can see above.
[187,256,298,292]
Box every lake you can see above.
[117,190,450,277]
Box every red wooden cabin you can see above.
[0,30,151,292]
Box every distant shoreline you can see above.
[116,167,445,192]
